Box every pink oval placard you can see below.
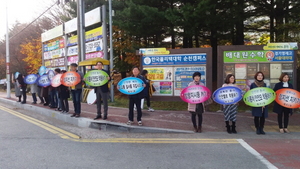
[51,74,62,87]
[180,85,211,104]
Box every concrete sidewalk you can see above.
[1,91,300,133]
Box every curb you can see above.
[0,98,193,134]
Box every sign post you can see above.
[6,2,10,98]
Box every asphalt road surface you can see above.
[1,105,297,169]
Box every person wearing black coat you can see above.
[273,73,294,133]
[126,67,146,126]
[93,61,110,120]
[250,71,268,135]
[59,70,70,114]
[17,74,27,104]
[141,70,154,112]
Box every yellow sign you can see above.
[145,68,164,80]
[139,48,170,56]
[68,27,103,46]
[45,60,51,67]
[263,42,298,50]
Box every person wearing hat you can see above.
[69,63,84,118]
[187,72,205,133]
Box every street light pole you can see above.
[77,0,86,73]
[108,0,114,102]
[6,1,11,98]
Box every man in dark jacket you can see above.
[70,63,84,118]
[93,61,110,120]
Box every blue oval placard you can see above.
[37,75,51,87]
[38,66,47,76]
[24,74,38,85]
[15,72,20,79]
[117,77,144,95]
[48,70,55,81]
[212,86,243,105]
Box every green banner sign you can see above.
[84,70,109,87]
[243,87,276,107]
[224,50,294,63]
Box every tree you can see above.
[20,38,42,74]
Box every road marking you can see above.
[237,139,278,169]
[0,105,238,144]
[0,105,80,140]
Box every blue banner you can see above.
[142,54,206,66]
[24,74,38,85]
[117,77,145,95]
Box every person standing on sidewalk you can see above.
[93,61,110,120]
[36,73,44,104]
[30,79,38,104]
[59,70,70,114]
[17,74,27,104]
[126,67,146,126]
[141,69,155,112]
[54,68,61,111]
[273,73,293,133]
[12,75,21,102]
[70,63,84,118]
[188,72,205,133]
[250,71,268,135]
[222,74,238,134]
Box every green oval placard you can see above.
[84,70,109,87]
[243,87,275,107]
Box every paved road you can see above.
[0,107,276,169]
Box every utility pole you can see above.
[6,1,11,98]
[77,0,86,73]
[108,0,114,102]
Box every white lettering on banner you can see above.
[67,39,103,56]
[44,49,66,60]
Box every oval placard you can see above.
[15,72,20,79]
[84,70,109,87]
[61,71,81,87]
[87,89,97,105]
[243,87,275,107]
[275,88,300,108]
[180,85,211,104]
[212,86,243,105]
[48,70,55,81]
[37,75,51,87]
[24,74,38,85]
[38,66,47,76]
[51,74,62,87]
[117,77,145,95]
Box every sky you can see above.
[0,0,55,38]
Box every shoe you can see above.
[61,111,65,114]
[284,128,290,133]
[260,128,266,135]
[193,126,198,132]
[32,102,37,104]
[127,121,133,125]
[138,121,142,126]
[94,115,102,120]
[75,114,80,118]
[43,103,49,106]
[55,108,62,111]
[226,121,231,134]
[256,128,261,135]
[103,116,107,120]
[148,108,154,112]
[231,122,237,134]
[21,102,26,104]
[17,100,21,102]
[39,102,44,104]
[279,129,284,133]
[71,113,76,117]
[197,126,202,133]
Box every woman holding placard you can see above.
[222,74,238,134]
[188,72,205,133]
[126,67,146,126]
[12,74,21,102]
[250,71,268,135]
[273,73,293,133]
